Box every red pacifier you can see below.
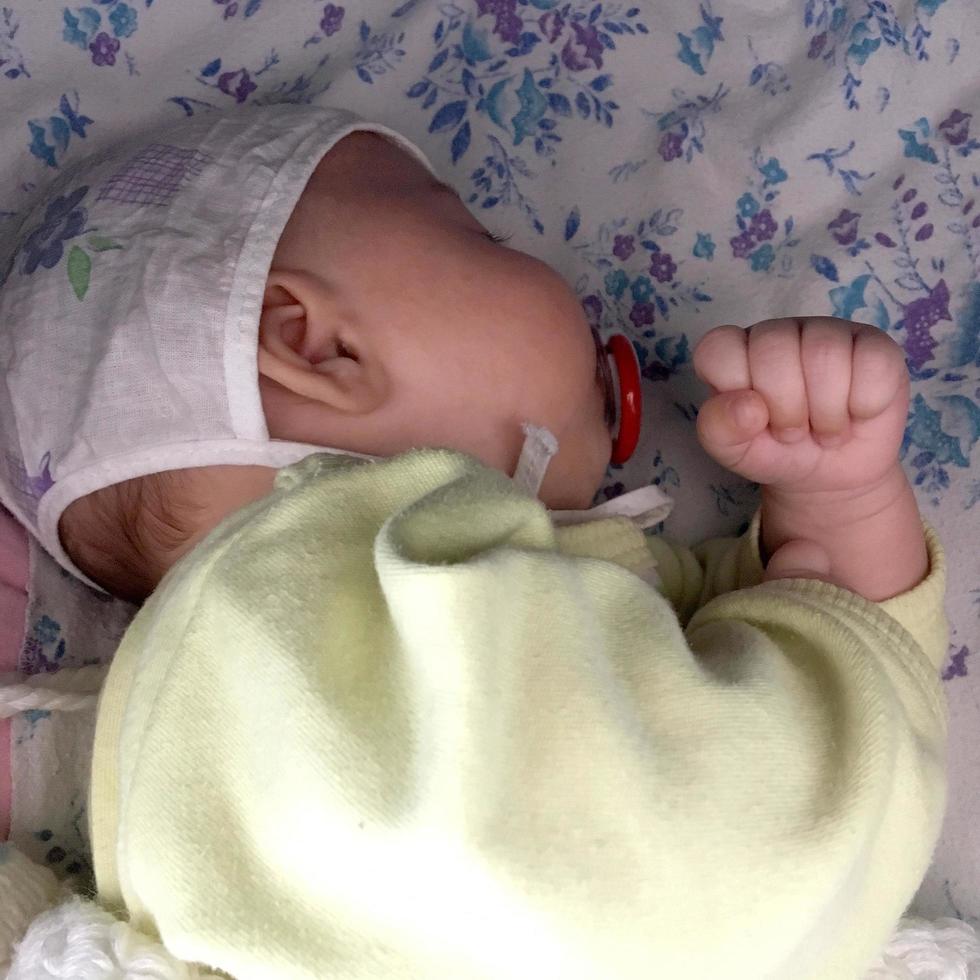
[592,328,642,465]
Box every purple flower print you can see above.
[89,32,120,67]
[6,450,55,523]
[630,302,656,328]
[649,252,677,283]
[659,130,685,162]
[808,32,827,59]
[729,230,756,259]
[561,22,603,72]
[828,208,860,246]
[902,279,950,370]
[320,3,345,37]
[749,209,777,242]
[22,453,54,501]
[938,109,971,147]
[21,187,89,275]
[582,294,602,323]
[218,68,257,103]
[476,0,521,44]
[538,9,565,43]
[613,235,635,261]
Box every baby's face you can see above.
[263,132,613,509]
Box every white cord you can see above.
[0,665,107,719]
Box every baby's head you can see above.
[47,124,613,601]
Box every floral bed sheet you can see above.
[1,0,978,923]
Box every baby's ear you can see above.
[257,270,387,414]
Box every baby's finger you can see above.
[748,319,808,442]
[800,319,854,447]
[693,325,750,393]
[696,389,769,470]
[849,325,909,420]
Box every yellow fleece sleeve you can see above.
[89,451,948,980]
[647,512,945,665]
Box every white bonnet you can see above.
[0,104,437,588]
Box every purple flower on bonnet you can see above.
[21,188,89,275]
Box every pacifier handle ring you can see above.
[607,334,642,465]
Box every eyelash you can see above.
[484,231,513,245]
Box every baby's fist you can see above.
[693,317,909,494]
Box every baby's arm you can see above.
[693,318,928,602]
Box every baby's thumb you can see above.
[762,539,839,586]
[696,390,769,470]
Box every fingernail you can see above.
[777,427,807,443]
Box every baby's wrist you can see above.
[760,464,928,601]
[761,464,912,536]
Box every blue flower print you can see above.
[512,68,548,145]
[759,156,787,186]
[846,21,881,66]
[630,276,653,303]
[693,231,715,260]
[26,93,93,169]
[899,128,939,164]
[604,269,628,299]
[829,274,871,320]
[403,2,646,168]
[21,187,89,275]
[749,243,775,271]
[62,2,144,72]
[62,8,101,51]
[676,1,724,76]
[1,7,31,79]
[570,208,712,337]
[20,613,66,675]
[737,192,759,218]
[108,3,137,39]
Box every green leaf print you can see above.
[67,246,91,300]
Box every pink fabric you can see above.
[0,506,28,840]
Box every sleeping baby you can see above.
[0,105,946,979]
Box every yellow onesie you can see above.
[90,449,947,980]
